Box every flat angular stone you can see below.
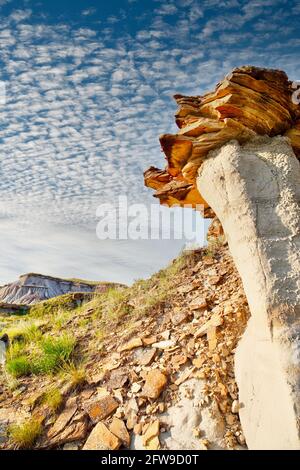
[142,336,157,345]
[151,340,175,350]
[194,313,223,338]
[231,400,240,414]
[207,326,217,351]
[171,309,190,326]
[106,368,129,390]
[119,337,143,352]
[145,436,160,450]
[137,348,157,366]
[47,398,77,439]
[142,419,160,447]
[87,370,106,385]
[109,417,130,447]
[83,422,121,450]
[190,296,207,310]
[175,367,195,386]
[48,418,88,447]
[87,395,118,423]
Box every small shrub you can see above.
[9,418,42,449]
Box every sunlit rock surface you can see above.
[144,66,300,216]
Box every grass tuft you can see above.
[42,387,63,412]
[61,362,86,390]
[2,320,42,343]
[9,418,42,449]
[6,356,31,378]
[31,335,76,374]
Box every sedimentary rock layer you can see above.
[144,66,300,215]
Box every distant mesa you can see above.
[0,273,124,307]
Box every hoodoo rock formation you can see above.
[144,66,300,449]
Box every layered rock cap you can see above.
[144,66,300,216]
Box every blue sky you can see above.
[0,0,299,284]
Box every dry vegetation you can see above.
[8,418,43,449]
[0,245,250,450]
[0,251,186,384]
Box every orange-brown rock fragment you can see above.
[87,395,118,423]
[141,370,167,399]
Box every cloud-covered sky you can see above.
[0,0,299,284]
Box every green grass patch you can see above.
[6,356,32,378]
[6,333,76,377]
[1,320,42,343]
[31,335,76,374]
[30,293,82,318]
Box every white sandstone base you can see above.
[197,136,300,449]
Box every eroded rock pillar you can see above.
[197,136,300,449]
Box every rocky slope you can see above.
[0,237,250,450]
[0,273,121,306]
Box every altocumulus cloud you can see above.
[0,0,299,283]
